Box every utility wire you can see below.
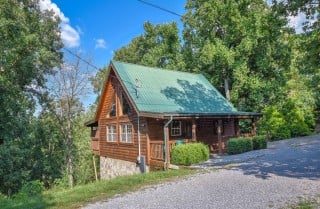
[63,48,100,70]
[64,1,183,71]
[137,0,183,18]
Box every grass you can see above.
[286,195,320,209]
[0,169,196,209]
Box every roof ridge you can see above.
[111,60,202,76]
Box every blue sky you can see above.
[48,0,186,68]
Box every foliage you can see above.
[0,142,31,196]
[274,0,320,118]
[258,98,313,141]
[32,114,64,189]
[227,137,253,155]
[182,0,291,112]
[258,106,291,140]
[19,180,44,197]
[114,21,185,71]
[0,0,62,196]
[73,111,97,185]
[252,135,267,150]
[45,54,93,187]
[282,99,312,137]
[171,143,209,166]
[0,169,196,209]
[0,0,62,143]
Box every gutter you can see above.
[163,115,173,170]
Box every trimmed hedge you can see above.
[227,137,252,155]
[171,143,210,166]
[252,135,267,150]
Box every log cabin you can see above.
[85,61,261,179]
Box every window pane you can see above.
[171,121,181,136]
[122,92,130,115]
[109,95,116,118]
[107,125,117,142]
[120,124,133,142]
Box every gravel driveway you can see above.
[83,135,320,209]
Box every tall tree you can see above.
[275,0,320,117]
[114,21,185,70]
[46,54,91,187]
[182,0,291,111]
[0,0,62,195]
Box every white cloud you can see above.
[288,13,306,34]
[95,39,107,49]
[39,0,80,48]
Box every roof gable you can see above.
[111,61,238,115]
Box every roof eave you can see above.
[138,111,262,119]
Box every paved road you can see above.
[83,135,320,209]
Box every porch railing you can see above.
[149,140,177,162]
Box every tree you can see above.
[73,110,97,185]
[0,0,62,195]
[46,54,91,187]
[182,0,291,112]
[114,21,185,70]
[274,0,320,117]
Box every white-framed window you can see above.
[107,125,117,142]
[120,124,133,143]
[171,121,181,136]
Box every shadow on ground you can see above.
[197,135,320,180]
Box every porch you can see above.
[147,116,258,168]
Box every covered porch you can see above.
[147,114,260,168]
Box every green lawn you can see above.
[0,169,196,209]
[287,195,320,209]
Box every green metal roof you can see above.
[111,61,259,116]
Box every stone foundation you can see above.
[100,156,149,179]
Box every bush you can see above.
[227,137,253,155]
[252,135,267,150]
[258,106,291,141]
[171,143,209,166]
[19,180,44,197]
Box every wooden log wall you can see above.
[97,71,148,164]
[196,118,236,152]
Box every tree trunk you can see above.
[224,78,230,101]
[66,117,74,187]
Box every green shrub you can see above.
[258,106,291,141]
[227,137,253,155]
[19,180,44,197]
[171,143,209,166]
[252,135,267,150]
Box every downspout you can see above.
[137,112,141,163]
[163,115,173,170]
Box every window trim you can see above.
[120,123,133,143]
[171,121,182,136]
[106,124,117,142]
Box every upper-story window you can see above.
[108,94,116,117]
[121,92,130,115]
[171,121,181,136]
[120,124,133,143]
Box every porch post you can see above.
[234,118,240,137]
[251,117,257,136]
[165,126,170,169]
[217,119,223,155]
[192,118,197,142]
